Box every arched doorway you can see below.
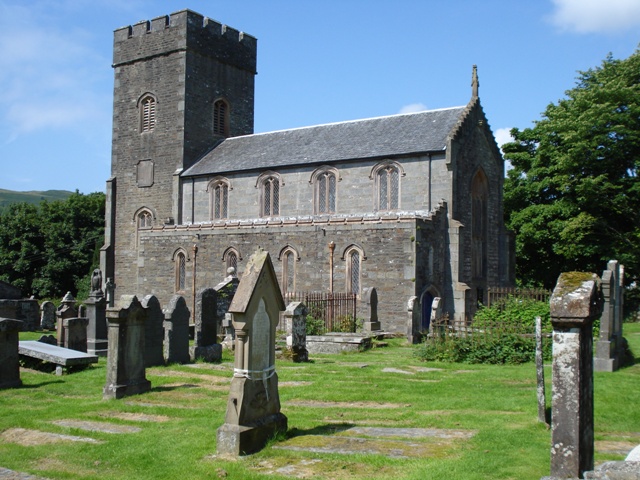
[420,291,435,331]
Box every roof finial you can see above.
[471,65,479,98]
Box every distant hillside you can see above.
[0,189,74,213]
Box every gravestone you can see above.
[0,317,23,389]
[62,317,89,352]
[191,288,221,362]
[56,292,78,347]
[217,249,288,456]
[163,295,190,365]
[362,287,380,332]
[549,272,602,479]
[85,269,108,357]
[406,296,420,344]
[216,268,240,349]
[40,301,56,331]
[103,295,151,399]
[141,295,165,367]
[284,302,308,362]
[105,277,116,308]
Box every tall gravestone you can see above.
[103,296,151,399]
[40,301,56,331]
[62,317,89,352]
[141,295,165,367]
[86,269,108,356]
[216,268,240,349]
[362,287,380,332]
[217,249,287,456]
[191,288,221,362]
[56,292,78,347]
[0,318,23,389]
[163,295,190,365]
[284,302,308,362]
[549,272,602,479]
[406,296,420,344]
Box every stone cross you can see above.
[141,295,165,367]
[361,287,380,332]
[103,295,151,400]
[217,249,287,456]
[163,295,190,365]
[284,301,308,362]
[0,317,23,389]
[549,272,602,479]
[40,301,56,331]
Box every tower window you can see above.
[140,95,156,133]
[213,99,229,137]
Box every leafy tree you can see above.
[0,191,105,299]
[503,49,640,290]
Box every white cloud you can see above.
[398,103,428,114]
[548,0,640,34]
[494,128,513,148]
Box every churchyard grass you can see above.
[1,324,639,479]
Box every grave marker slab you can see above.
[40,301,56,331]
[141,295,164,367]
[163,295,190,365]
[0,317,23,389]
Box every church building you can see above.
[100,9,514,335]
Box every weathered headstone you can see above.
[62,317,89,352]
[56,292,78,347]
[406,296,420,344]
[595,260,623,372]
[163,295,190,365]
[85,269,108,357]
[103,295,151,399]
[40,301,56,331]
[362,287,380,332]
[105,277,116,308]
[284,302,308,362]
[549,272,602,479]
[217,249,288,456]
[216,268,240,349]
[141,295,165,367]
[0,317,23,389]
[190,288,221,362]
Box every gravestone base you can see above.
[103,379,151,400]
[363,321,381,333]
[217,412,288,456]
[190,344,222,362]
[594,340,618,372]
[87,338,108,357]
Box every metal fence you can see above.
[486,287,551,308]
[284,291,358,333]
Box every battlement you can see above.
[113,9,257,72]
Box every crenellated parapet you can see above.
[113,9,257,73]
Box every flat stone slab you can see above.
[98,412,170,423]
[51,420,141,434]
[1,428,102,446]
[286,400,407,409]
[381,368,414,375]
[344,427,476,440]
[307,333,373,354]
[0,466,51,479]
[18,341,98,367]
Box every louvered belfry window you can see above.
[263,177,280,216]
[318,172,336,214]
[378,166,399,210]
[141,96,156,132]
[213,100,228,136]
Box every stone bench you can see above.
[19,341,99,376]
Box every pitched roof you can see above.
[182,106,466,177]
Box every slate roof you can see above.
[182,105,466,177]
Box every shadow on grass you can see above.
[19,379,65,388]
[151,383,200,392]
[286,422,355,439]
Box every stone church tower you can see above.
[101,10,257,291]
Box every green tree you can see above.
[0,191,105,299]
[503,49,640,289]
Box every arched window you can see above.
[213,99,229,137]
[371,161,404,211]
[279,245,299,295]
[310,166,339,214]
[257,172,282,217]
[137,209,153,229]
[471,168,489,280]
[222,247,242,277]
[173,249,188,293]
[139,94,156,133]
[208,177,231,220]
[343,245,365,295]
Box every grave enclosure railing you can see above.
[284,291,358,334]
[485,286,551,309]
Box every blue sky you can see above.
[0,0,639,194]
